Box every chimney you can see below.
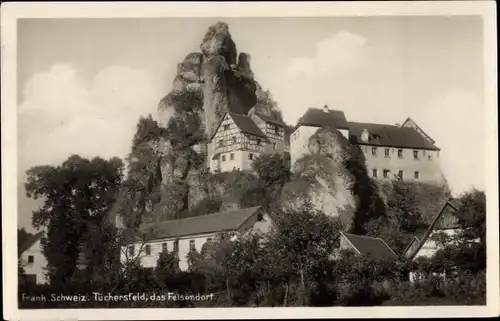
[361,129,369,143]
[323,104,329,113]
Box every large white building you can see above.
[290,105,446,185]
[121,206,272,271]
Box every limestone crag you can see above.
[200,22,257,136]
[280,127,356,222]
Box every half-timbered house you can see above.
[209,112,271,172]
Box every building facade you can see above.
[121,206,272,271]
[19,232,48,285]
[402,199,464,261]
[290,106,445,185]
[290,105,350,167]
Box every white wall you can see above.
[414,229,459,259]
[290,126,320,169]
[121,232,221,271]
[20,239,48,285]
[358,145,445,184]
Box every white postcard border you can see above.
[2,1,498,320]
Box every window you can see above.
[428,155,432,161]
[274,126,280,135]
[128,245,135,257]
[398,149,403,158]
[372,169,378,178]
[383,169,390,178]
[232,136,236,144]
[372,147,377,156]
[145,245,151,255]
[413,150,419,159]
[385,148,390,157]
[218,140,223,147]
[207,238,212,243]
[189,240,196,251]
[414,171,420,179]
[162,243,167,252]
[272,142,277,150]
[398,170,404,179]
[222,155,226,162]
[248,153,253,160]
[27,255,34,264]
[230,153,234,160]
[256,139,261,145]
[223,124,230,131]
[174,239,179,253]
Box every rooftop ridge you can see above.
[141,206,261,229]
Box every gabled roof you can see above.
[402,199,460,259]
[19,231,44,254]
[138,206,263,241]
[253,111,286,126]
[341,232,397,260]
[348,122,440,151]
[211,112,268,140]
[401,117,435,144]
[295,107,349,130]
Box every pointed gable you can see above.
[402,199,460,259]
[19,231,44,254]
[401,117,435,144]
[210,112,267,140]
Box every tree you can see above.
[366,178,430,255]
[155,250,181,289]
[453,189,486,247]
[25,155,124,284]
[252,153,290,194]
[266,201,343,306]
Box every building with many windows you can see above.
[290,106,445,185]
[208,110,286,173]
[121,206,272,271]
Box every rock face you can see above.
[148,21,269,222]
[200,22,257,136]
[280,127,357,227]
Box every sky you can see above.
[17,16,486,232]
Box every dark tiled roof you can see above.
[402,117,435,144]
[229,112,268,138]
[342,232,397,260]
[296,108,349,130]
[139,206,262,241]
[348,122,440,150]
[254,111,286,126]
[19,231,44,254]
[402,199,459,259]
